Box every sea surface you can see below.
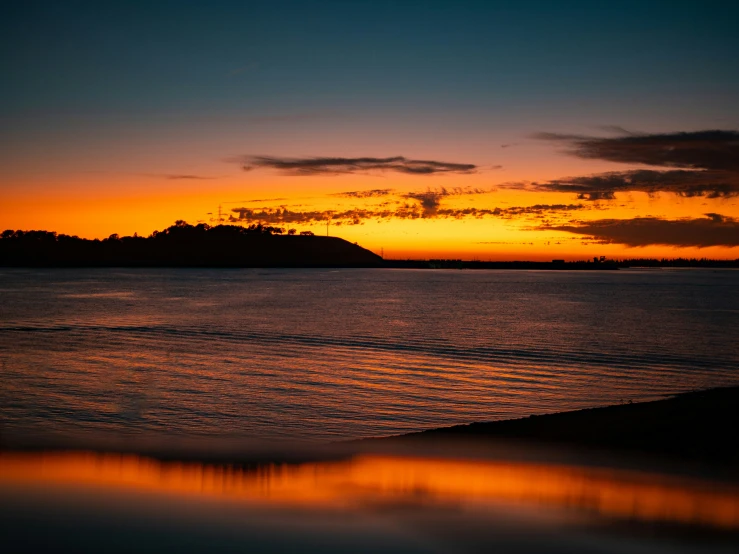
[1,268,737,444]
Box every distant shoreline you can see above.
[384,259,739,270]
[3,257,738,269]
[2,261,737,269]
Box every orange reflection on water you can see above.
[1,451,738,529]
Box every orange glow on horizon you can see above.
[2,162,738,260]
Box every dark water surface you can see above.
[3,449,738,554]
[1,268,737,443]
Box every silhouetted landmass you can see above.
[3,222,737,268]
[0,221,382,268]
[389,387,739,466]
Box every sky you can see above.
[2,0,738,260]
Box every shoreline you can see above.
[370,386,739,467]
[3,260,739,269]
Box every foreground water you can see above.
[2,448,738,553]
[1,268,737,444]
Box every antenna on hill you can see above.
[218,204,223,224]
[326,216,330,236]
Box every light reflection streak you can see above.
[1,451,737,529]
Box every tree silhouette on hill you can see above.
[0,221,381,267]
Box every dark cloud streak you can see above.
[534,130,739,171]
[546,214,739,247]
[233,156,478,176]
[163,174,216,180]
[525,130,739,200]
[533,169,739,200]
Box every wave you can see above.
[2,323,735,374]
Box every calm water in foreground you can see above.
[2,449,738,553]
[2,268,739,552]
[1,267,737,444]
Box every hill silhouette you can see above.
[0,221,383,268]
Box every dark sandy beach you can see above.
[383,386,739,468]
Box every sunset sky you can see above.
[2,1,738,260]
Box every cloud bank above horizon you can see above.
[518,130,739,201]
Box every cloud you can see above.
[404,190,445,216]
[161,174,216,180]
[516,129,739,200]
[331,189,395,198]
[545,213,739,247]
[230,202,587,226]
[530,169,739,200]
[224,197,289,204]
[231,187,497,224]
[231,155,478,176]
[494,204,587,217]
[402,187,492,216]
[230,207,411,226]
[534,130,739,171]
[527,130,739,200]
[432,204,589,220]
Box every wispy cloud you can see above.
[330,189,395,199]
[495,204,587,217]
[229,207,406,226]
[223,197,289,204]
[230,203,588,226]
[231,155,478,176]
[544,213,739,247]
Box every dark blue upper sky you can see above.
[3,0,738,124]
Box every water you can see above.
[3,450,738,553]
[1,268,737,443]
